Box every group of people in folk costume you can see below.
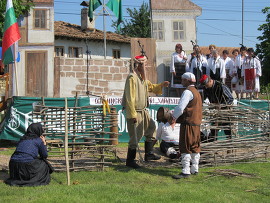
[170,44,262,99]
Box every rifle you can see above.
[190,40,196,47]
[137,40,148,59]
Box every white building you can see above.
[151,0,201,96]
[15,0,131,98]
[17,0,55,97]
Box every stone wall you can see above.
[55,57,130,97]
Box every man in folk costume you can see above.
[235,46,248,99]
[186,45,200,71]
[189,48,208,87]
[206,44,216,60]
[200,75,234,141]
[229,49,241,99]
[221,50,233,88]
[207,49,226,83]
[170,72,202,179]
[242,48,262,99]
[122,55,170,168]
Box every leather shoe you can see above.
[172,173,190,179]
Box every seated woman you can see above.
[5,123,53,186]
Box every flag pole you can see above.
[13,44,18,96]
[103,0,107,59]
[149,0,153,38]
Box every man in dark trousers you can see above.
[170,72,203,179]
[122,55,170,168]
[200,74,234,141]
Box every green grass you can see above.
[1,160,270,203]
[0,148,15,156]
[1,144,270,202]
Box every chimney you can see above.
[81,7,95,30]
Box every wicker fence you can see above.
[31,98,119,185]
[200,103,270,166]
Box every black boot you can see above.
[126,148,140,169]
[144,141,161,161]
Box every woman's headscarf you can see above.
[21,123,44,140]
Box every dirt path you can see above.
[0,154,10,183]
[0,147,180,171]
[115,147,180,168]
[0,154,10,171]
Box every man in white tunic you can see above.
[170,73,202,179]
[207,49,226,83]
[221,50,232,88]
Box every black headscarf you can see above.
[21,123,44,140]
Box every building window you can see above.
[68,47,82,58]
[55,47,64,57]
[34,9,47,29]
[153,21,164,41]
[113,49,120,59]
[173,21,185,41]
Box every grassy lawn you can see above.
[1,146,270,203]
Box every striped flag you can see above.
[2,0,21,65]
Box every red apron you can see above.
[245,68,255,90]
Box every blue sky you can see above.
[54,0,269,48]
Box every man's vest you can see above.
[177,86,202,126]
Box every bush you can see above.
[260,83,270,94]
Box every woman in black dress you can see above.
[5,123,53,186]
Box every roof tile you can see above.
[151,0,201,11]
[200,46,240,57]
[54,21,130,44]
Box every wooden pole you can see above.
[64,97,70,185]
[13,44,19,96]
[71,93,78,170]
[109,107,118,145]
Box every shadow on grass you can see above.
[110,162,180,177]
[0,170,9,183]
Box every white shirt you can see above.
[172,86,194,119]
[235,54,247,68]
[189,55,208,74]
[228,57,237,77]
[170,51,187,73]
[156,122,180,144]
[207,56,226,79]
[222,57,232,70]
[242,56,262,77]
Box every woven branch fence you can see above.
[199,102,270,166]
[31,98,119,185]
[31,98,270,184]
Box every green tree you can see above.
[112,2,150,37]
[256,7,270,85]
[0,0,34,38]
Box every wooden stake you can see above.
[64,97,70,185]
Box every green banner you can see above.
[0,97,269,142]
